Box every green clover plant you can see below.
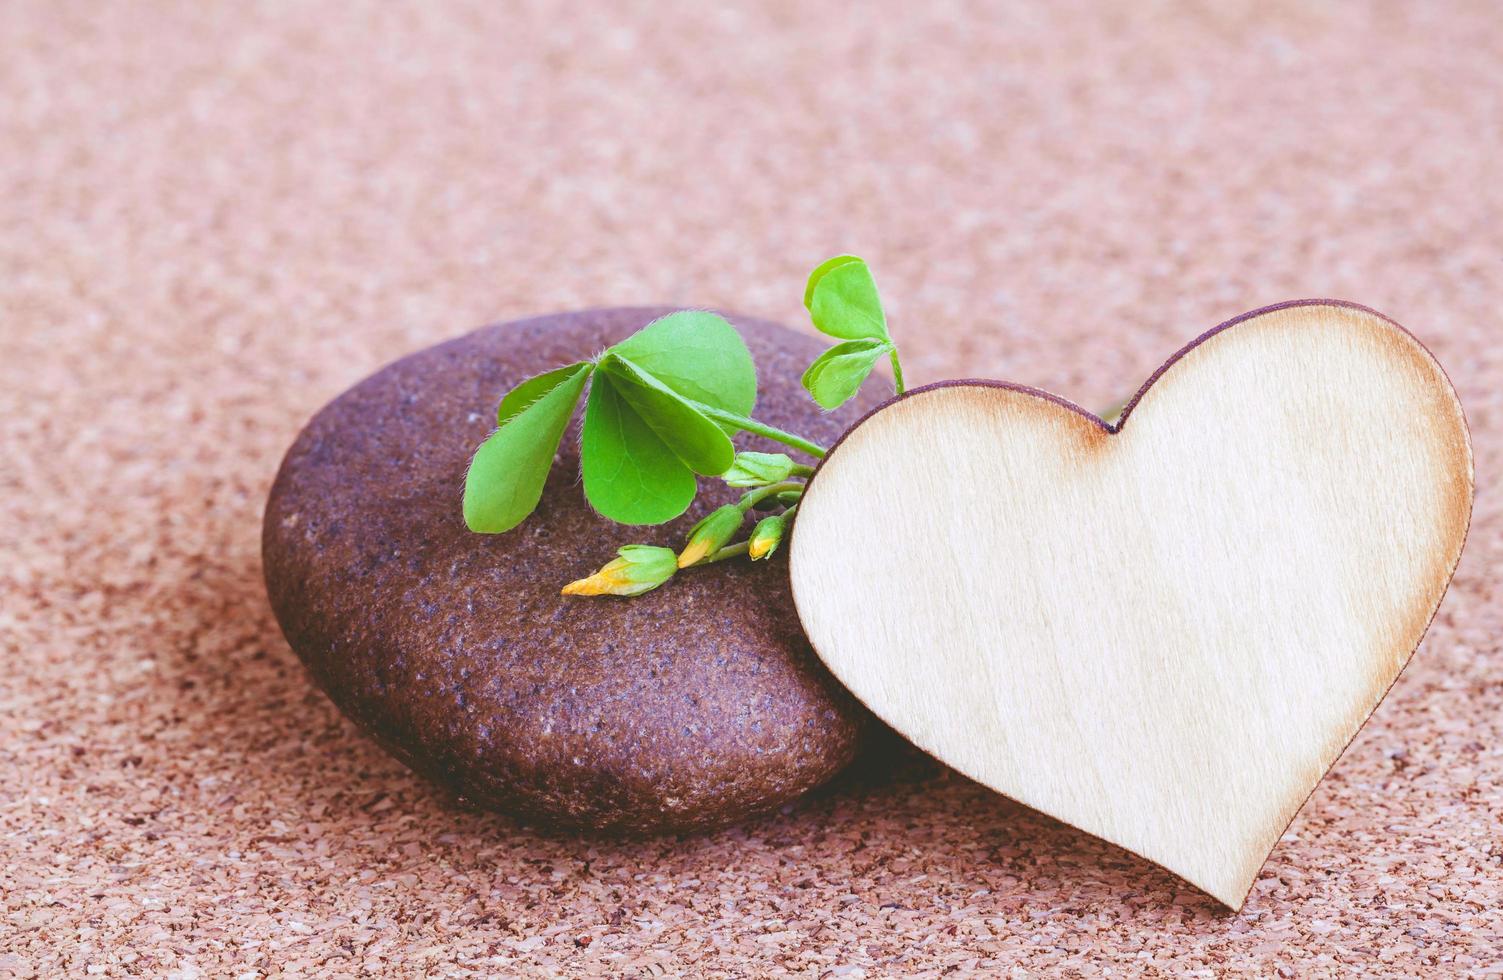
[801,255,904,406]
[462,255,906,596]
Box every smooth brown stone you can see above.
[262,308,886,833]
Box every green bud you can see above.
[561,545,677,597]
[748,513,787,561]
[722,451,796,488]
[677,505,744,567]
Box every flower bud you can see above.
[748,513,787,560]
[722,451,795,488]
[561,545,677,597]
[677,505,744,567]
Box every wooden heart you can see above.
[789,301,1472,908]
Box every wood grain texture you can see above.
[790,301,1473,909]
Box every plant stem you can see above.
[889,348,906,396]
[694,404,827,459]
[790,462,815,478]
[737,480,804,511]
[704,540,750,563]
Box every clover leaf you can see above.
[595,353,735,476]
[496,361,591,425]
[804,255,889,342]
[609,309,757,425]
[581,311,754,523]
[463,361,592,533]
[801,338,894,409]
[801,255,904,409]
[581,370,699,526]
[463,310,761,533]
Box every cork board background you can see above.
[3,1,1500,975]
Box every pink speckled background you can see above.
[3,1,1500,974]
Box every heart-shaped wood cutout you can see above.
[790,301,1472,908]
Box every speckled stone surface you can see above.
[262,309,879,833]
[4,1,1502,976]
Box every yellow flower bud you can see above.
[748,513,787,560]
[677,505,744,568]
[561,545,677,597]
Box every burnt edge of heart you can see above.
[820,299,1468,453]
[795,298,1475,912]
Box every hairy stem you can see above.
[694,404,828,459]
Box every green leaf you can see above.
[802,338,892,410]
[581,372,697,525]
[596,354,735,476]
[463,362,591,533]
[497,361,592,426]
[803,255,861,307]
[608,311,757,422]
[804,255,888,341]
